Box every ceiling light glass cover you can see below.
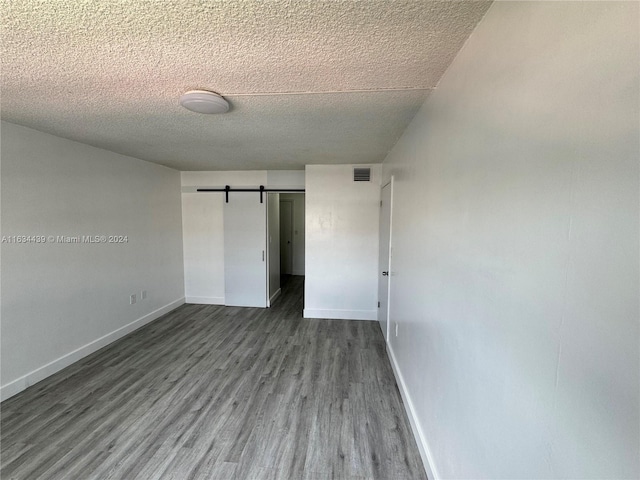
[180,90,229,114]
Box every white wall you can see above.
[382,2,639,479]
[280,193,305,275]
[181,170,268,192]
[304,164,380,320]
[268,193,281,301]
[181,171,303,304]
[1,121,185,400]
[267,170,305,189]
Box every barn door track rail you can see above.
[197,185,305,203]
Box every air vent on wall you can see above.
[353,167,371,182]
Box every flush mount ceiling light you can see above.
[179,90,229,114]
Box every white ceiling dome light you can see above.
[179,90,229,114]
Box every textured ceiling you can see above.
[1,0,491,170]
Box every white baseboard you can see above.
[0,297,185,402]
[269,288,281,305]
[303,308,377,321]
[185,296,224,305]
[387,343,439,480]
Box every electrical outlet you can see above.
[141,290,147,300]
[395,322,398,337]
[130,294,136,305]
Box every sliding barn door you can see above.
[224,193,267,307]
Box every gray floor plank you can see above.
[1,276,427,479]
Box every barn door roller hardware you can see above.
[197,185,305,203]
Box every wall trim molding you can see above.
[0,297,185,402]
[387,343,439,480]
[185,296,225,305]
[269,288,282,306]
[303,308,377,321]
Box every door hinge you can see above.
[378,301,380,308]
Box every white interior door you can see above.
[280,200,293,275]
[378,180,392,340]
[224,192,267,307]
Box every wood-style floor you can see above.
[1,276,427,480]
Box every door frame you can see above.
[379,177,394,342]
[266,193,281,307]
[279,198,294,275]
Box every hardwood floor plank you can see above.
[1,276,427,479]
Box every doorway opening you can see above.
[279,193,305,291]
